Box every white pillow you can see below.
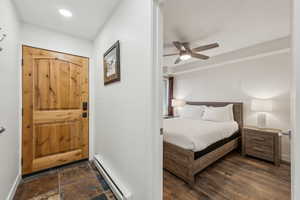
[178,105,206,119]
[202,104,234,122]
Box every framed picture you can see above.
[103,41,121,85]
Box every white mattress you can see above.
[163,118,239,152]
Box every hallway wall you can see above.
[21,23,92,57]
[0,0,21,199]
[92,0,157,199]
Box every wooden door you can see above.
[22,46,89,175]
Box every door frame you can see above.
[21,45,90,174]
[152,0,164,199]
[156,1,297,200]
[292,0,300,199]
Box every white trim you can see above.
[6,174,21,200]
[292,0,299,199]
[282,154,291,163]
[89,56,95,160]
[18,42,22,179]
[172,48,290,75]
[151,1,163,200]
[94,155,131,200]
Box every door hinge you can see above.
[21,158,23,166]
[22,108,24,116]
[21,59,24,66]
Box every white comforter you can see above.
[163,118,238,152]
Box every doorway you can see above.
[22,46,89,175]
[159,0,292,199]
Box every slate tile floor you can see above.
[13,161,116,200]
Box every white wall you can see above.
[21,23,92,57]
[20,23,95,158]
[0,0,20,199]
[92,0,157,199]
[174,52,292,161]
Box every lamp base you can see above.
[257,113,267,128]
[173,108,178,117]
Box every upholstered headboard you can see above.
[186,102,244,131]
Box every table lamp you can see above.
[251,99,273,128]
[172,99,186,116]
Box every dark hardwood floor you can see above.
[164,151,291,200]
[13,151,290,200]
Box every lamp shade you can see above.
[171,99,186,107]
[251,99,273,112]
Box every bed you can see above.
[163,102,243,186]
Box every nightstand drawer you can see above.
[246,147,274,161]
[246,145,274,161]
[245,131,274,147]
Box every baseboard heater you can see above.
[93,155,132,200]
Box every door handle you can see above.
[0,126,5,134]
[160,128,164,135]
[82,102,88,111]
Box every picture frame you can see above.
[103,40,121,85]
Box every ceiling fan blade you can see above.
[173,41,184,51]
[192,43,219,52]
[182,42,192,52]
[164,53,179,57]
[191,53,209,60]
[174,57,182,64]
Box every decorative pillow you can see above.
[178,105,206,119]
[202,104,234,122]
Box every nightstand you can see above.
[243,126,282,166]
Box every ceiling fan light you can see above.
[59,9,73,18]
[180,54,191,61]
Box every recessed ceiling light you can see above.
[59,9,72,18]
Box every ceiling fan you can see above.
[164,41,219,64]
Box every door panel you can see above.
[34,60,82,110]
[34,120,81,158]
[22,46,89,175]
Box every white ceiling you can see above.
[163,0,291,67]
[167,37,290,74]
[13,0,121,40]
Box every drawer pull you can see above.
[253,147,265,153]
[252,137,265,142]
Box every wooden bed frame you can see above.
[163,102,243,186]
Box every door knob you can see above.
[160,128,164,135]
